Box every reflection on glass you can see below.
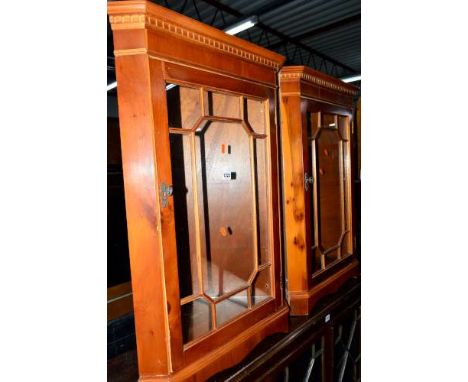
[308,112,321,273]
[254,138,270,265]
[288,337,324,382]
[167,85,201,129]
[181,299,211,343]
[167,84,273,343]
[252,267,271,306]
[316,123,341,266]
[196,121,254,297]
[339,116,353,257]
[334,309,360,380]
[204,91,241,119]
[216,289,248,327]
[245,98,265,134]
[309,111,352,274]
[169,133,198,298]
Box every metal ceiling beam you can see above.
[255,21,357,73]
[247,0,299,17]
[200,0,358,75]
[200,0,243,17]
[267,13,361,49]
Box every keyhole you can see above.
[220,226,233,237]
[221,144,232,154]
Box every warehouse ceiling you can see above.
[107,0,361,91]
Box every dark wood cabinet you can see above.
[279,66,360,315]
[107,278,361,382]
[108,1,288,380]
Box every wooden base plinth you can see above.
[288,261,360,316]
[139,305,289,382]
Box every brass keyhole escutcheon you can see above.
[304,172,314,191]
[160,182,173,208]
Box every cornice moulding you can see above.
[108,2,285,70]
[280,71,358,96]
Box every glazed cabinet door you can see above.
[280,66,358,315]
[306,109,354,277]
[166,82,276,345]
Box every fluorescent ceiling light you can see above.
[341,75,361,83]
[107,81,117,91]
[224,16,258,35]
[165,83,177,91]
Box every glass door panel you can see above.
[308,111,352,275]
[196,120,254,297]
[167,83,273,344]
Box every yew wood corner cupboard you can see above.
[279,66,360,316]
[108,1,288,380]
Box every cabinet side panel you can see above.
[280,95,309,292]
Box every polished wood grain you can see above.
[108,1,287,380]
[280,66,360,315]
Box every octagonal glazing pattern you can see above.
[167,84,273,344]
[308,112,353,274]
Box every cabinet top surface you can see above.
[108,0,285,70]
[280,65,359,97]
